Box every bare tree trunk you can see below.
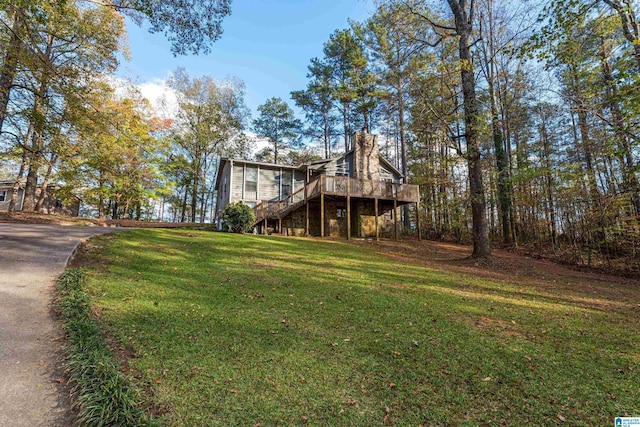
[478,0,513,244]
[576,101,600,203]
[8,125,33,212]
[123,198,130,219]
[22,139,41,212]
[199,156,209,223]
[342,103,349,153]
[180,185,188,222]
[0,7,25,133]
[538,108,557,248]
[22,122,44,212]
[447,0,492,258]
[273,126,279,164]
[190,176,198,223]
[489,83,511,243]
[398,82,412,230]
[499,77,518,246]
[323,110,330,158]
[202,175,216,223]
[599,40,640,215]
[190,152,201,222]
[35,153,57,212]
[603,0,640,68]
[111,198,118,219]
[97,172,106,218]
[488,168,496,231]
[22,34,54,212]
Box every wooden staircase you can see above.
[252,175,419,228]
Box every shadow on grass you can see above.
[83,229,640,426]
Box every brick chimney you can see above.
[352,132,380,181]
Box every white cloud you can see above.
[136,79,179,120]
[113,76,273,158]
[247,131,271,153]
[108,76,179,120]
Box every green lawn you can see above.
[77,229,640,426]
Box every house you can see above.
[0,181,24,211]
[214,132,421,239]
[0,180,80,216]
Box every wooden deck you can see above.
[253,175,420,225]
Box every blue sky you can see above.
[118,0,374,118]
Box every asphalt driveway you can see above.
[0,224,127,426]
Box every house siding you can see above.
[322,159,338,176]
[0,187,23,211]
[345,153,355,178]
[380,162,399,182]
[259,168,280,201]
[215,159,302,229]
[231,164,245,201]
[215,161,233,227]
[294,171,305,192]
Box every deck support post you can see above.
[320,193,325,238]
[304,169,309,237]
[416,201,422,241]
[394,199,398,241]
[278,218,282,235]
[346,179,351,240]
[305,202,309,237]
[374,197,379,241]
[263,219,267,235]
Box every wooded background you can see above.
[1,0,638,272]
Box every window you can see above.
[337,207,347,218]
[381,170,394,182]
[336,161,349,176]
[281,171,292,198]
[0,190,6,202]
[245,167,258,196]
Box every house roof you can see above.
[0,180,63,190]
[219,158,300,170]
[0,180,23,189]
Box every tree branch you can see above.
[404,2,457,32]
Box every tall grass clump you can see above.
[56,269,155,426]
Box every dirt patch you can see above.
[173,232,198,237]
[474,316,524,338]
[355,239,640,314]
[0,211,99,226]
[0,212,210,229]
[363,239,638,284]
[68,240,112,269]
[254,260,276,269]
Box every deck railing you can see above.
[253,200,283,223]
[253,175,419,223]
[320,175,419,202]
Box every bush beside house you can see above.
[221,202,254,233]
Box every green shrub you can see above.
[221,202,255,233]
